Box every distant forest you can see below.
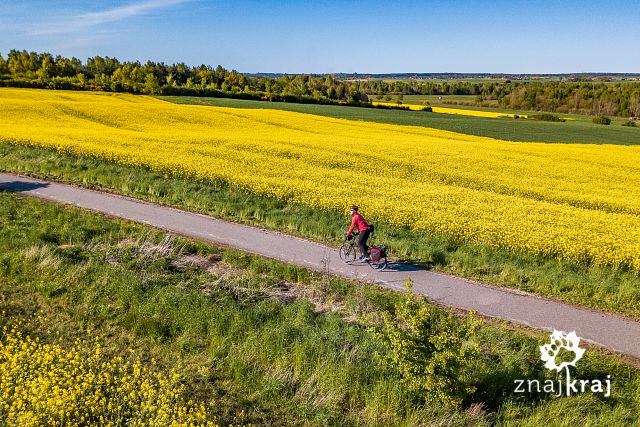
[0,50,370,106]
[1,50,639,117]
[363,79,640,117]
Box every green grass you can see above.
[1,192,639,426]
[2,142,640,320]
[158,96,640,146]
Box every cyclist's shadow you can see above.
[378,262,424,272]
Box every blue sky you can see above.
[1,0,638,73]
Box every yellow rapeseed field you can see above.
[1,88,640,269]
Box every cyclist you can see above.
[346,205,371,261]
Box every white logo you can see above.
[514,329,611,397]
[539,329,585,372]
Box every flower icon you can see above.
[540,329,585,372]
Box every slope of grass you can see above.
[1,192,639,425]
[160,96,640,146]
[2,143,640,320]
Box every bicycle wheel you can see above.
[370,255,388,271]
[339,242,357,264]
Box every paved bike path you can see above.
[2,172,639,358]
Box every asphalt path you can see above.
[2,172,639,358]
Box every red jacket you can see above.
[348,212,369,235]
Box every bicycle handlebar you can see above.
[345,231,359,240]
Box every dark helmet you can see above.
[350,205,359,212]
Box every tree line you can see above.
[0,50,369,105]
[357,79,640,117]
[1,49,639,117]
[493,81,640,117]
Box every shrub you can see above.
[528,114,563,122]
[622,120,637,127]
[372,103,410,111]
[371,281,481,407]
[592,116,611,125]
[422,106,433,112]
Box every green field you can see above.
[390,94,489,105]
[160,96,640,146]
[373,94,504,109]
[2,192,639,426]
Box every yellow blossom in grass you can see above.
[0,324,218,427]
[1,88,640,269]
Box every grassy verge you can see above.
[2,192,639,425]
[159,96,640,146]
[1,142,639,319]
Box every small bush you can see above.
[422,106,433,112]
[528,114,563,122]
[372,103,410,111]
[592,116,611,125]
[621,120,637,127]
[371,281,481,407]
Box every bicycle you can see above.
[339,231,388,271]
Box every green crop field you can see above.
[373,94,503,109]
[394,94,485,105]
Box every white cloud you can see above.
[30,0,190,35]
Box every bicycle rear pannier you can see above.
[370,245,385,262]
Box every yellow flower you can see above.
[0,325,218,426]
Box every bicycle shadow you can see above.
[379,262,424,272]
[0,180,50,193]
